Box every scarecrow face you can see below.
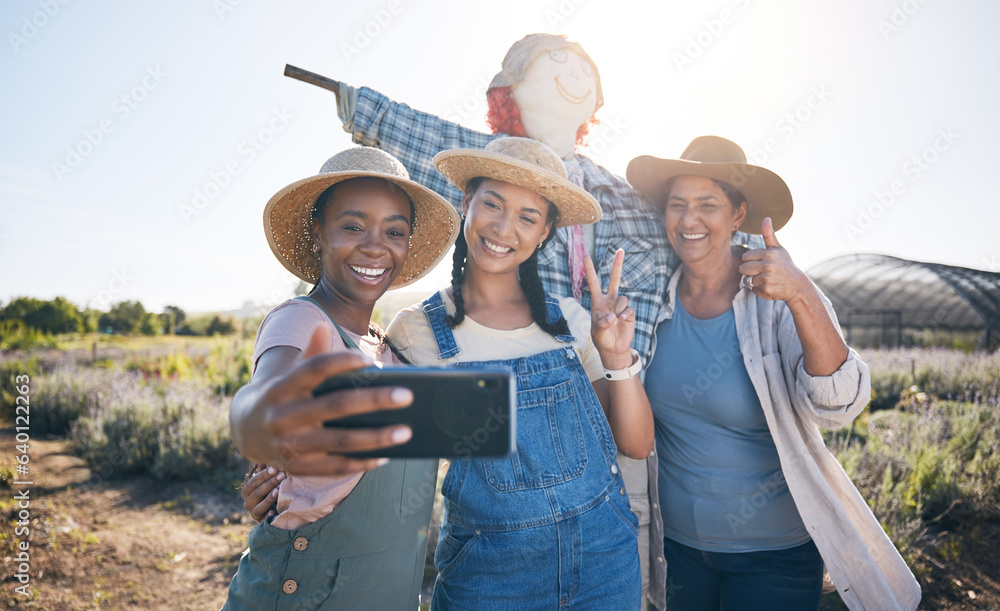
[512,47,598,157]
[530,49,596,104]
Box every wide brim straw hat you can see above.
[626,136,793,234]
[264,146,460,288]
[488,33,604,112]
[433,137,601,227]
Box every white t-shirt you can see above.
[386,289,604,381]
[253,298,399,530]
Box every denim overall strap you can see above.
[294,295,361,351]
[544,295,577,346]
[422,291,461,360]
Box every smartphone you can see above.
[315,366,516,459]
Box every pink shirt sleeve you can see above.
[255,298,403,530]
[253,299,346,372]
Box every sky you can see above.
[2,0,998,315]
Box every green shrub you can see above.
[825,379,1000,582]
[69,377,243,482]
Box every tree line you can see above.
[0,296,238,339]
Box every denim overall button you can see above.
[282,579,298,594]
[610,464,619,474]
[293,537,308,551]
[619,487,625,496]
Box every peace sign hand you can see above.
[584,249,636,370]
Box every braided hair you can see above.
[446,178,571,338]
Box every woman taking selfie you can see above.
[224,146,459,610]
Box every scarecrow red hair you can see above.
[485,86,598,149]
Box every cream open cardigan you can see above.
[653,269,921,610]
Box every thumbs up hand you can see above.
[738,217,809,304]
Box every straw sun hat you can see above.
[626,136,794,234]
[433,137,601,227]
[264,147,460,288]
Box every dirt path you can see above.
[0,429,250,609]
[1,428,997,609]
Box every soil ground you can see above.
[0,429,249,610]
[0,428,997,610]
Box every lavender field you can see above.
[1,339,997,608]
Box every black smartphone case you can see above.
[315,367,516,459]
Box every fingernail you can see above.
[267,467,276,475]
[391,388,412,404]
[275,472,285,481]
[377,457,390,466]
[270,489,278,497]
[391,426,412,443]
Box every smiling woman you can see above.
[386,137,654,610]
[223,146,460,610]
[308,177,414,331]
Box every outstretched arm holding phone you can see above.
[230,324,414,475]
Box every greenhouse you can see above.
[807,254,1000,351]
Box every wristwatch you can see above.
[603,349,642,381]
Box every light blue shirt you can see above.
[646,297,809,552]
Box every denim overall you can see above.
[423,292,641,610]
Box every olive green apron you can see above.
[223,457,436,610]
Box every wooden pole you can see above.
[284,64,340,94]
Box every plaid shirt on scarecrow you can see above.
[350,85,677,368]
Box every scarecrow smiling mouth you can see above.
[553,76,591,105]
